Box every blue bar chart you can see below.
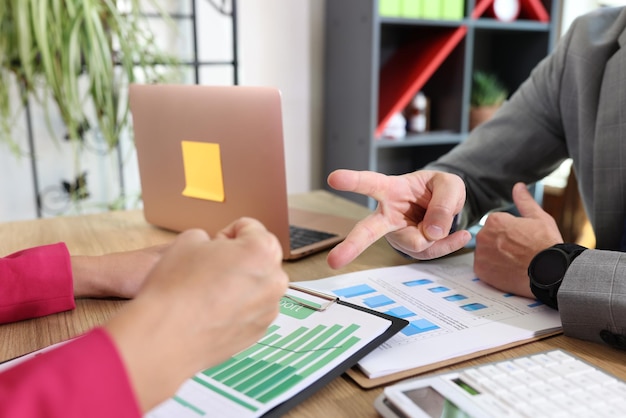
[329,282,442,337]
[289,254,563,380]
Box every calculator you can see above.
[375,349,626,418]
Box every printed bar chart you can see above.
[167,321,363,412]
[331,282,442,337]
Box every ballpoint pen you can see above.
[284,283,337,311]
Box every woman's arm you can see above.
[0,328,141,418]
[0,243,74,323]
[0,219,288,414]
[0,241,169,323]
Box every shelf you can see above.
[377,25,467,137]
[322,0,560,207]
[380,17,465,26]
[377,0,552,137]
[384,17,551,27]
[471,18,551,30]
[376,132,463,148]
[382,17,553,31]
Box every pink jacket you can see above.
[0,243,141,417]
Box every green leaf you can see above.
[1,0,179,148]
[471,71,508,107]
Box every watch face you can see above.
[530,248,568,287]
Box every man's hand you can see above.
[474,182,563,298]
[326,169,471,268]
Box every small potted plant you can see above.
[469,71,508,130]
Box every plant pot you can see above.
[469,105,501,130]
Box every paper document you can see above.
[0,287,404,417]
[297,252,562,379]
[145,287,395,417]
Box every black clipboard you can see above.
[262,299,408,417]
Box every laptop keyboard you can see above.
[289,226,338,250]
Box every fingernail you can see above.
[426,225,444,240]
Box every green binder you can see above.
[401,0,422,18]
[379,0,401,17]
[441,0,464,20]
[421,0,441,19]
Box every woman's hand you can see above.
[72,243,170,299]
[104,218,289,412]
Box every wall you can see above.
[0,0,324,222]
[237,0,325,194]
[560,0,603,35]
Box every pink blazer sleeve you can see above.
[0,327,141,417]
[0,242,76,323]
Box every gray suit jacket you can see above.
[428,6,626,348]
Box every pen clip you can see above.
[285,283,337,312]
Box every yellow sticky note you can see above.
[181,140,225,202]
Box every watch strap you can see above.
[529,243,586,309]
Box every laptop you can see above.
[129,83,355,260]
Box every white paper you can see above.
[1,288,394,417]
[297,252,562,378]
[145,287,393,417]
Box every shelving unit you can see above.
[323,0,561,207]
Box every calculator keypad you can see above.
[458,350,626,418]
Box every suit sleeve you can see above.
[425,12,575,228]
[423,8,626,349]
[0,242,76,323]
[0,327,141,418]
[559,250,626,348]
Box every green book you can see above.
[401,0,422,18]
[441,0,464,20]
[421,0,441,19]
[379,0,401,17]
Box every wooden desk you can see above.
[1,190,626,417]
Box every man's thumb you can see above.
[512,182,544,218]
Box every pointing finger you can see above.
[327,169,391,203]
[327,213,394,268]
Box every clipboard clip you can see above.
[285,283,337,312]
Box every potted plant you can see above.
[469,70,508,130]
[0,1,177,150]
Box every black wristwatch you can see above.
[528,243,587,310]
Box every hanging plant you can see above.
[0,0,178,151]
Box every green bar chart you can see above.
[172,321,362,414]
[209,323,360,401]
